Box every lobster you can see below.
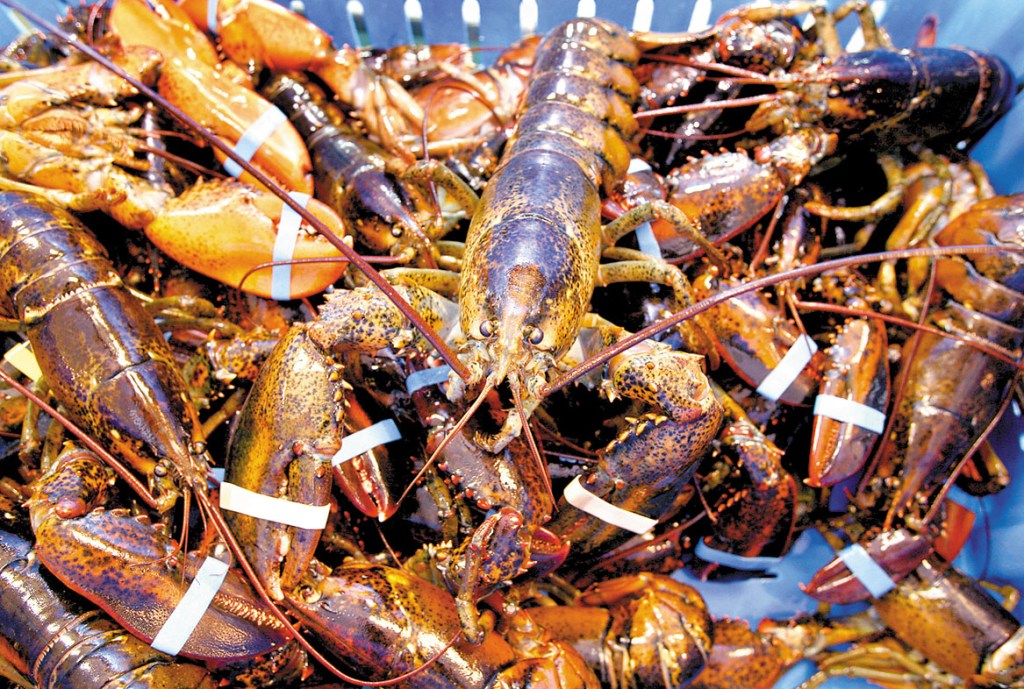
[866,194,1024,527]
[868,554,1023,687]
[178,0,427,162]
[653,1,1017,155]
[686,385,799,578]
[629,0,1017,253]
[387,17,725,456]
[0,192,212,514]
[0,192,360,683]
[525,573,714,689]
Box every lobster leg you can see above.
[528,573,714,689]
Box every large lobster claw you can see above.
[145,178,349,299]
[29,453,287,660]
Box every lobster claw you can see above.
[144,178,349,299]
[30,458,286,660]
[332,393,403,521]
[808,316,890,488]
[157,58,313,194]
[198,0,335,72]
[801,527,932,604]
[526,526,570,578]
[109,0,221,70]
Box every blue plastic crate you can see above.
[0,1,1021,687]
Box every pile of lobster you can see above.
[0,0,1021,687]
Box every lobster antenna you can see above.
[0,0,469,382]
[634,92,779,120]
[793,300,1024,369]
[133,143,226,179]
[541,244,1024,398]
[639,126,750,141]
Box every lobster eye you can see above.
[525,326,544,345]
[391,227,403,237]
[479,319,494,338]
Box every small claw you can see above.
[474,410,522,454]
[523,527,570,578]
[802,528,932,603]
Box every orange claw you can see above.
[109,0,221,69]
[209,0,336,71]
[106,0,313,193]
[144,179,349,299]
[157,59,313,194]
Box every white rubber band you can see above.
[566,335,586,366]
[634,221,662,258]
[813,394,886,434]
[837,543,895,598]
[406,365,452,394]
[687,0,712,31]
[270,192,311,301]
[150,556,229,656]
[563,475,657,535]
[219,482,330,530]
[628,158,652,174]
[3,341,42,382]
[695,539,784,571]
[332,419,402,466]
[756,334,817,401]
[206,0,219,33]
[223,106,288,178]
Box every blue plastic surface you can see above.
[0,1,1021,687]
